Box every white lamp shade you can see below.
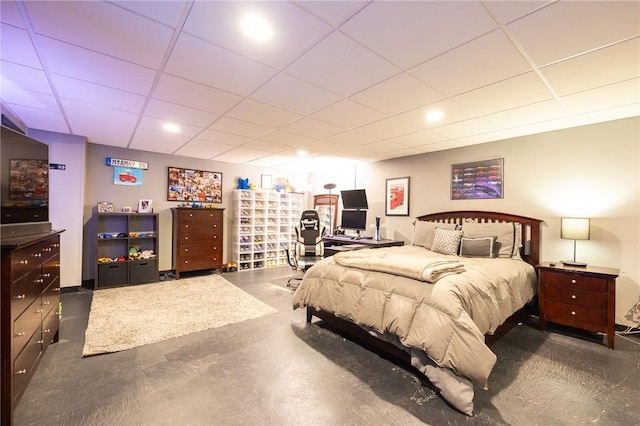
[561,217,590,240]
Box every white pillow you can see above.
[461,222,518,258]
[414,221,458,249]
[431,227,463,255]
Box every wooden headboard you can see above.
[416,211,542,267]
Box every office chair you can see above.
[286,210,325,288]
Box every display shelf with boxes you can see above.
[94,213,159,289]
[232,189,303,271]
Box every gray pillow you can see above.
[414,221,458,249]
[461,222,518,258]
[431,227,463,255]
[459,236,497,257]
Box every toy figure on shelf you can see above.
[237,177,250,190]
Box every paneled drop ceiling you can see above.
[1,0,638,171]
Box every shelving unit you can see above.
[232,189,303,270]
[95,213,159,289]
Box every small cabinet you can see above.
[314,194,338,235]
[94,213,159,289]
[172,208,224,279]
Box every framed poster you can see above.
[9,159,48,200]
[167,167,222,203]
[451,158,503,200]
[385,176,410,216]
[138,199,153,213]
[114,166,143,186]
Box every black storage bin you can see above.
[97,263,128,288]
[129,259,158,284]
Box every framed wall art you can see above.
[138,199,153,213]
[385,176,410,216]
[451,158,503,200]
[9,159,48,200]
[167,167,222,203]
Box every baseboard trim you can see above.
[61,286,82,294]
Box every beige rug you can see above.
[82,274,277,356]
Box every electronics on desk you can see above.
[340,189,368,210]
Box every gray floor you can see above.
[14,267,640,426]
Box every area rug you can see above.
[82,274,277,356]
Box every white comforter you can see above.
[292,245,536,390]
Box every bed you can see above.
[292,210,542,415]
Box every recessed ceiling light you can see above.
[297,150,308,157]
[425,110,444,122]
[162,122,181,133]
[240,13,273,41]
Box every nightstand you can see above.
[537,262,619,349]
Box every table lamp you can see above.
[323,183,336,236]
[561,217,590,267]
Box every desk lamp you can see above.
[561,217,590,267]
[323,183,336,236]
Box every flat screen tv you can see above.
[340,209,367,231]
[340,189,368,210]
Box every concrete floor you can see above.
[14,267,640,425]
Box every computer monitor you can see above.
[340,189,368,210]
[340,209,367,232]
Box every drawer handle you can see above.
[15,331,26,337]
[43,301,50,305]
[185,248,189,252]
[571,311,576,316]
[186,224,189,228]
[36,279,44,283]
[571,294,576,299]
[16,294,26,299]
[15,369,27,375]
[43,273,51,277]
[32,253,42,258]
[37,339,44,344]
[571,279,576,284]
[43,247,52,252]
[35,309,43,314]
[19,260,28,265]
[54,287,60,292]
[214,224,217,228]
[43,328,51,333]
[184,260,189,264]
[185,236,189,240]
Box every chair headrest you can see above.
[300,210,320,221]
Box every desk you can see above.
[323,235,404,256]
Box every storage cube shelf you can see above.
[94,213,159,288]
[232,189,303,270]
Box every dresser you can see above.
[537,262,618,349]
[172,208,224,279]
[1,230,62,426]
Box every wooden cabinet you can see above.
[172,208,224,279]
[95,213,159,289]
[1,231,62,426]
[537,262,618,349]
[313,194,338,235]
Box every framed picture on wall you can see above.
[451,158,503,200]
[385,176,410,216]
[138,199,153,213]
[167,167,222,203]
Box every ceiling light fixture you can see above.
[297,149,308,157]
[162,123,181,133]
[425,110,444,122]
[240,13,273,41]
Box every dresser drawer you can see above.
[42,277,61,317]
[542,283,607,309]
[12,327,43,404]
[11,242,44,282]
[42,307,60,351]
[11,269,42,321]
[541,270,607,292]
[177,243,223,271]
[12,299,43,360]
[41,253,60,289]
[544,300,607,329]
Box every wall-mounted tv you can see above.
[340,189,368,210]
[167,167,222,203]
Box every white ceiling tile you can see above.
[137,116,203,139]
[541,38,640,96]
[351,73,445,115]
[1,62,52,94]
[1,1,25,28]
[153,74,243,115]
[484,99,568,130]
[385,130,448,148]
[323,130,381,148]
[355,117,424,139]
[208,117,272,138]
[285,31,400,96]
[453,72,553,116]
[67,117,134,147]
[358,139,411,154]
[410,29,532,97]
[395,98,475,129]
[1,24,42,68]
[293,0,367,26]
[340,1,497,68]
[561,79,640,115]
[24,1,173,68]
[241,139,290,153]
[227,99,301,128]
[298,139,348,154]
[111,0,190,28]
[246,153,300,168]
[1,85,59,112]
[311,99,386,129]
[165,33,277,96]
[482,1,551,25]
[52,74,146,112]
[173,139,236,160]
[6,103,68,132]
[60,98,140,128]
[211,146,271,164]
[457,130,514,147]
[129,128,192,153]
[197,129,251,147]
[281,117,345,139]
[36,35,156,94]
[257,129,314,147]
[507,1,640,66]
[144,99,218,128]
[430,115,505,140]
[184,1,331,69]
[250,73,341,115]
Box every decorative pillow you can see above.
[430,227,463,256]
[461,222,518,258]
[459,236,497,258]
[414,221,458,249]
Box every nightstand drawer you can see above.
[542,271,607,292]
[544,300,607,329]
[542,284,607,309]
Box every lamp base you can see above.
[561,260,587,267]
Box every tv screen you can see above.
[340,189,368,210]
[341,210,367,231]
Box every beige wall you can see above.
[341,117,639,326]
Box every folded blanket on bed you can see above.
[333,248,465,282]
